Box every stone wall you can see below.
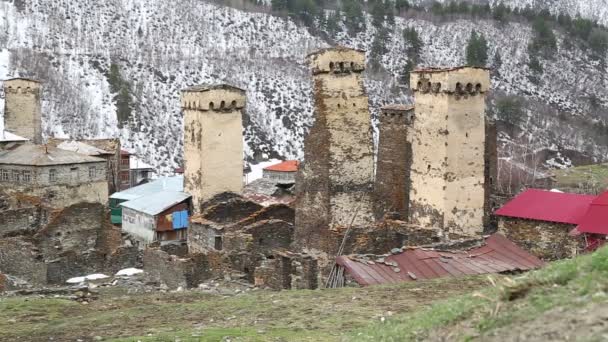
[181,85,245,213]
[0,237,47,285]
[0,162,109,208]
[3,78,42,143]
[498,217,582,260]
[409,67,490,236]
[188,220,223,253]
[295,47,375,255]
[0,206,50,237]
[374,105,414,221]
[143,248,223,288]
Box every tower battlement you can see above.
[180,84,246,112]
[380,105,415,125]
[410,67,490,95]
[307,47,366,75]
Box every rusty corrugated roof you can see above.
[336,234,544,286]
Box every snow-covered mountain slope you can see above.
[412,0,608,26]
[0,0,606,176]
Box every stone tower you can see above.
[408,67,491,237]
[374,105,414,221]
[295,47,375,253]
[180,85,245,213]
[3,78,42,144]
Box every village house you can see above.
[0,144,109,208]
[109,175,184,225]
[129,155,155,187]
[495,189,597,260]
[49,138,121,194]
[120,190,191,247]
[262,160,299,184]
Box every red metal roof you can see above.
[576,191,608,235]
[263,160,299,172]
[336,234,544,286]
[495,189,596,225]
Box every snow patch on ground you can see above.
[66,273,110,284]
[115,268,144,277]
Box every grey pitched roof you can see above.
[110,176,184,201]
[120,191,191,216]
[0,143,106,166]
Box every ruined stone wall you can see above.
[3,78,42,143]
[374,106,414,221]
[295,48,375,255]
[0,206,50,237]
[0,237,47,285]
[188,220,223,253]
[409,67,490,236]
[181,86,245,213]
[35,202,109,260]
[498,217,582,260]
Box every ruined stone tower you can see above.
[409,67,490,237]
[295,47,375,253]
[180,85,245,213]
[3,78,42,144]
[374,105,414,221]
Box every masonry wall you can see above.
[181,87,245,213]
[3,78,42,144]
[409,68,490,236]
[374,107,414,221]
[498,217,582,260]
[295,48,375,254]
[0,162,108,208]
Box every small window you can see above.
[22,170,31,182]
[89,166,96,179]
[0,170,8,181]
[12,170,20,182]
[214,236,223,251]
[49,169,57,183]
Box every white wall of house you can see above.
[121,207,156,246]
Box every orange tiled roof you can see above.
[263,160,300,172]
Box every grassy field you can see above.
[2,246,608,341]
[0,277,486,342]
[553,163,608,193]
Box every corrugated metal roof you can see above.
[120,191,191,216]
[336,234,544,286]
[263,160,299,172]
[495,189,596,225]
[110,176,184,201]
[0,143,106,166]
[576,191,608,235]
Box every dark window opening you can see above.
[231,100,237,107]
[214,236,223,250]
[209,102,214,110]
[339,62,344,72]
[466,83,473,92]
[329,62,334,70]
[220,100,225,109]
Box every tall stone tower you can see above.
[408,67,490,237]
[3,78,42,144]
[374,105,414,221]
[295,47,375,253]
[180,85,245,213]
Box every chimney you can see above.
[3,78,43,144]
